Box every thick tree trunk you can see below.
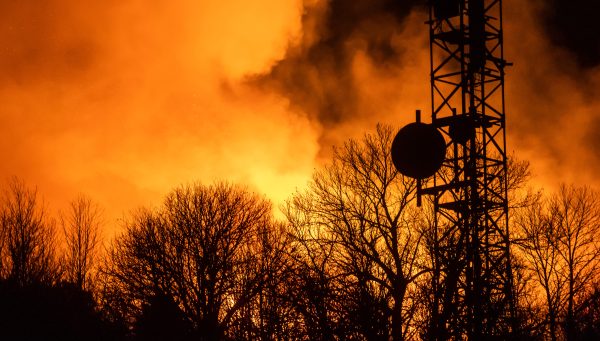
[391,285,407,341]
[391,302,404,341]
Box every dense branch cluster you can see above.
[0,126,599,340]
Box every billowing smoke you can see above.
[541,0,600,68]
[0,0,597,233]
[0,0,315,231]
[503,0,600,188]
[254,0,600,188]
[252,0,427,159]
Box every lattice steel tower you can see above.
[428,0,515,339]
[392,0,516,339]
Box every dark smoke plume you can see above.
[252,0,426,156]
[541,0,600,67]
[253,0,600,189]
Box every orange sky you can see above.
[1,0,599,236]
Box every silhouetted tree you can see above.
[508,253,547,341]
[60,194,102,290]
[551,186,600,340]
[573,283,600,340]
[0,178,58,286]
[0,279,123,341]
[515,185,600,341]
[101,183,286,340]
[285,125,427,341]
[283,227,346,340]
[227,221,299,340]
[515,198,564,341]
[135,291,192,341]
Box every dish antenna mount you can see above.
[390,0,516,339]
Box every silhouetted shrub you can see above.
[0,279,124,341]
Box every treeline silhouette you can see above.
[1,125,599,340]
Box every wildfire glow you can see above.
[1,0,598,236]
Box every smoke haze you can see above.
[0,0,315,232]
[504,0,600,189]
[0,0,598,234]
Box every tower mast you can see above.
[425,0,515,339]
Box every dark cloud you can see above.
[253,0,600,188]
[252,0,425,153]
[542,0,600,67]
[502,0,600,188]
[253,0,598,146]
[323,0,424,63]
[2,0,597,227]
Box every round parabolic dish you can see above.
[391,122,446,179]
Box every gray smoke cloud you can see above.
[502,0,600,188]
[251,0,426,158]
[0,0,597,232]
[253,0,600,190]
[541,0,600,67]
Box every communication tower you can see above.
[391,0,515,339]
